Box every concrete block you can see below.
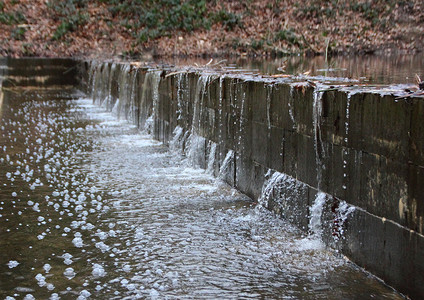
[407,165,424,234]
[361,93,411,163]
[282,129,298,178]
[410,98,424,167]
[266,175,311,231]
[296,133,321,189]
[342,209,424,299]
[235,116,252,159]
[270,83,293,129]
[235,156,255,200]
[269,126,284,173]
[251,121,270,167]
[247,81,267,123]
[291,84,315,137]
[360,152,410,228]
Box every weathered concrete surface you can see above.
[80,61,423,299]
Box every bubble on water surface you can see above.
[61,253,73,265]
[7,260,19,268]
[77,289,91,300]
[43,263,52,273]
[49,293,60,300]
[35,273,47,287]
[63,267,76,280]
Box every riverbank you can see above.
[0,0,423,59]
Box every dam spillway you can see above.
[82,59,424,299]
[0,58,422,299]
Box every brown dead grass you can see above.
[1,0,423,59]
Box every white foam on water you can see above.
[295,236,325,251]
[117,135,162,147]
[63,267,76,280]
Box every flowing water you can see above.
[0,85,406,299]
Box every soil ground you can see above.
[0,0,423,59]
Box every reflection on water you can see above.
[167,53,424,85]
[0,87,405,299]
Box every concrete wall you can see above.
[81,61,423,299]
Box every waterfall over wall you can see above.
[79,60,424,299]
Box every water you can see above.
[312,84,325,190]
[308,192,327,239]
[168,53,424,85]
[0,86,405,299]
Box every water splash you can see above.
[332,200,356,241]
[185,134,204,168]
[219,150,234,180]
[309,192,327,237]
[170,125,184,152]
[206,142,217,175]
[144,115,154,134]
[258,170,285,208]
[111,99,120,117]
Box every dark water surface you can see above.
[167,53,424,85]
[0,86,405,299]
